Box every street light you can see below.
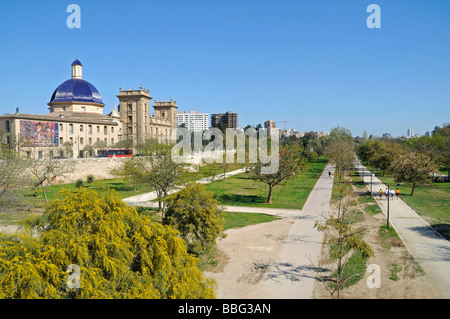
[387,183,390,228]
[370,172,374,198]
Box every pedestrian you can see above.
[328,170,331,178]
[385,188,389,199]
[390,189,395,199]
[379,189,383,199]
[396,188,400,200]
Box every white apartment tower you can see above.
[176,111,209,132]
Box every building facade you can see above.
[0,60,177,158]
[176,111,209,132]
[211,111,238,130]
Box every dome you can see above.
[49,60,104,106]
[71,59,83,66]
[49,78,104,105]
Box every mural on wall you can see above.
[20,120,59,147]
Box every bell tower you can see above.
[116,85,152,146]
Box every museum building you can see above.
[0,60,177,158]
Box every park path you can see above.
[204,164,335,299]
[355,160,450,298]
[123,163,336,299]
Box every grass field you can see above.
[205,158,329,209]
[363,164,450,239]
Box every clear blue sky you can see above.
[0,0,449,137]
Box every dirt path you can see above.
[204,164,336,298]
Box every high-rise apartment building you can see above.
[264,120,277,136]
[211,111,238,129]
[176,111,209,132]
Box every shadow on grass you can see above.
[431,224,450,241]
[214,194,266,205]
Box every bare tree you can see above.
[0,134,30,209]
[28,158,75,204]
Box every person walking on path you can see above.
[390,188,395,200]
[379,189,383,200]
[328,170,332,178]
[385,188,389,200]
[396,188,400,200]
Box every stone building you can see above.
[0,60,177,158]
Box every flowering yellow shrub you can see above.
[0,188,215,299]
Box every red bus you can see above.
[97,149,133,158]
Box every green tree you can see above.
[314,177,374,299]
[324,140,355,185]
[136,140,189,212]
[249,145,308,204]
[389,151,440,196]
[163,182,226,255]
[0,188,215,298]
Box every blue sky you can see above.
[0,0,449,137]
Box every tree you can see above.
[28,158,75,204]
[110,156,143,192]
[324,140,355,184]
[0,135,30,209]
[389,151,440,196]
[365,141,404,176]
[314,176,374,299]
[249,145,308,204]
[163,182,226,255]
[0,188,215,298]
[136,141,189,212]
[327,126,353,144]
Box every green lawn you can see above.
[205,158,329,209]
[363,164,450,239]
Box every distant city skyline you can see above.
[0,0,449,138]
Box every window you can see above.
[6,120,10,133]
[70,137,73,144]
[111,138,114,145]
[104,126,107,135]
[49,151,54,159]
[60,137,63,145]
[60,124,63,131]
[128,104,132,112]
[69,124,73,134]
[88,125,92,134]
[89,138,92,145]
[80,137,84,145]
[97,126,100,133]
[162,112,165,118]
[81,106,86,112]
[128,116,132,122]
[104,138,107,144]
[80,125,83,132]
[38,151,43,159]
[128,127,132,134]
[111,127,114,133]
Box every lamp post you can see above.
[387,183,390,228]
[370,172,374,198]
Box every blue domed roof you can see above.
[49,78,104,105]
[71,59,83,66]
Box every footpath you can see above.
[355,160,450,298]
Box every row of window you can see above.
[61,123,114,135]
[60,137,115,146]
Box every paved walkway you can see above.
[355,160,450,298]
[122,168,247,206]
[252,163,335,298]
